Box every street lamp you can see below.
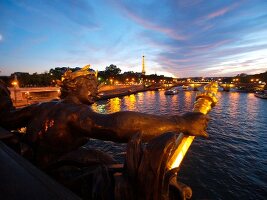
[25,91,29,105]
[12,77,19,106]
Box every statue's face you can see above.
[76,77,98,104]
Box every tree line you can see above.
[0,64,173,87]
[1,65,266,88]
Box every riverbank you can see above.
[98,84,148,100]
[13,84,150,108]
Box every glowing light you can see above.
[169,82,218,169]
[12,81,18,86]
[125,94,136,110]
[109,97,121,113]
[168,135,194,169]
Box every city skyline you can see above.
[1,0,267,77]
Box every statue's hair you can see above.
[56,65,97,99]
[59,76,97,99]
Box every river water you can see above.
[91,90,267,200]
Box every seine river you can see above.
[91,89,267,200]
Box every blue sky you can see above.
[0,0,267,77]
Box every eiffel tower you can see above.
[142,55,146,75]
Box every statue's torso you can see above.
[24,101,93,166]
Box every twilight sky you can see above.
[0,0,267,77]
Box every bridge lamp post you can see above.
[25,91,29,105]
[11,80,18,106]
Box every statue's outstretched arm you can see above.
[72,110,209,142]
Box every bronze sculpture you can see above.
[0,66,210,199]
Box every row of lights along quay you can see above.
[7,73,266,106]
[3,56,267,106]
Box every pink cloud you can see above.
[127,11,186,40]
[114,3,187,41]
[191,39,232,51]
[206,3,240,20]
[195,2,240,27]
[207,7,231,19]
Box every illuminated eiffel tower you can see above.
[142,55,146,75]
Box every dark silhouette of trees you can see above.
[5,65,265,87]
[98,65,122,83]
[104,64,121,77]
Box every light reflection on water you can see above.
[92,90,267,199]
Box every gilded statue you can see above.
[0,66,210,199]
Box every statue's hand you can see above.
[181,112,209,138]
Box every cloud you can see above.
[2,0,267,77]
[125,11,187,40]
[190,39,232,51]
[46,0,99,29]
[153,36,267,77]
[207,3,240,20]
[110,1,187,41]
[12,0,99,30]
[195,2,241,28]
[206,3,239,20]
